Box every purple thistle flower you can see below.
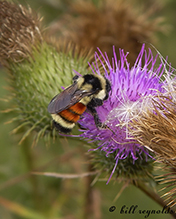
[78,44,165,183]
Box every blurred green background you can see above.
[0,0,176,218]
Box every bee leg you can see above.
[87,105,104,128]
[93,112,115,134]
[93,113,104,129]
[87,105,115,135]
[89,98,103,107]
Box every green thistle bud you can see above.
[0,1,92,144]
[90,148,154,183]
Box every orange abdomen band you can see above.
[69,102,86,115]
[59,110,80,123]
[59,102,86,123]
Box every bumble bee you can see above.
[47,74,111,133]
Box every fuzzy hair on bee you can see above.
[48,74,111,133]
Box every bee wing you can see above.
[47,83,94,114]
[48,83,78,114]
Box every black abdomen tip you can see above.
[53,121,72,133]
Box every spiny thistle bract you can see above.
[0,0,42,63]
[157,166,176,208]
[48,0,166,64]
[130,96,176,167]
[129,64,176,206]
[0,1,93,144]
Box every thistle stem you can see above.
[20,133,41,210]
[133,180,176,218]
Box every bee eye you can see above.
[72,75,79,83]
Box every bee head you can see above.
[72,75,80,83]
